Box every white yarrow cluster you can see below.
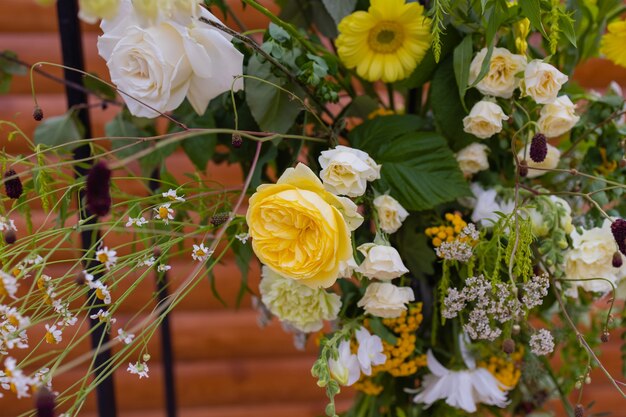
[522,273,550,309]
[529,329,555,356]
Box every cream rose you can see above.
[259,267,341,333]
[78,0,120,23]
[463,101,509,139]
[523,60,568,104]
[98,1,243,117]
[456,143,490,176]
[517,143,561,178]
[373,195,409,234]
[537,96,580,138]
[133,0,200,27]
[469,47,527,98]
[318,146,381,197]
[564,220,626,294]
[357,283,415,318]
[246,163,353,289]
[355,243,409,281]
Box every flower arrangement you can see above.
[2,0,626,416]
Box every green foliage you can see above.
[350,115,471,211]
[452,35,473,103]
[320,0,357,25]
[504,215,534,282]
[34,111,84,149]
[428,0,451,63]
[394,216,436,280]
[33,145,53,212]
[83,74,117,101]
[0,51,26,94]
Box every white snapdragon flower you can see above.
[373,195,409,234]
[355,243,409,281]
[328,340,361,386]
[355,327,386,376]
[318,146,381,197]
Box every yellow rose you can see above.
[246,163,353,289]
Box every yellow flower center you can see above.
[195,249,206,258]
[97,252,109,264]
[368,21,405,53]
[45,331,57,344]
[0,282,6,297]
[158,206,169,219]
[96,288,106,301]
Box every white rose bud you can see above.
[463,101,509,139]
[523,60,568,104]
[373,195,409,234]
[336,196,364,231]
[78,0,120,23]
[537,96,580,138]
[338,257,358,279]
[456,143,490,176]
[517,143,561,178]
[357,282,415,318]
[355,243,409,281]
[469,47,527,98]
[318,145,381,197]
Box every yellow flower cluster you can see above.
[425,212,467,247]
[355,304,426,397]
[367,108,396,120]
[479,349,523,390]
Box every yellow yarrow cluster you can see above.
[479,349,523,390]
[425,212,467,247]
[367,108,396,120]
[353,378,384,396]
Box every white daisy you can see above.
[95,247,117,270]
[90,309,116,324]
[90,281,112,305]
[126,216,148,227]
[157,264,171,272]
[127,361,149,379]
[2,357,33,398]
[154,203,175,224]
[44,324,62,344]
[162,189,185,202]
[0,272,18,299]
[191,243,213,262]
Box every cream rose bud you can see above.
[564,220,626,295]
[319,146,381,197]
[538,96,580,138]
[338,257,358,279]
[78,0,120,23]
[456,143,490,176]
[357,283,415,318]
[336,196,364,231]
[373,195,409,234]
[469,47,527,98]
[462,101,509,139]
[355,243,409,280]
[517,143,561,178]
[523,60,568,104]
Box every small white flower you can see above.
[373,195,409,234]
[2,357,33,398]
[27,255,44,265]
[126,216,148,227]
[117,329,135,345]
[44,324,62,344]
[0,272,19,299]
[529,329,555,356]
[0,216,17,232]
[95,246,118,270]
[140,256,156,267]
[235,233,250,244]
[90,309,116,324]
[355,243,409,281]
[192,243,212,262]
[328,340,360,386]
[127,361,149,379]
[157,264,171,272]
[355,327,386,376]
[154,203,175,224]
[162,189,185,202]
[90,281,112,305]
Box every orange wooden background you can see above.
[0,1,624,416]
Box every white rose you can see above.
[469,47,527,98]
[98,1,243,118]
[373,195,409,234]
[523,60,568,104]
[336,196,364,231]
[78,0,120,23]
[517,143,561,178]
[538,96,580,138]
[463,101,509,139]
[357,282,415,318]
[456,143,490,176]
[355,243,409,281]
[564,220,626,295]
[318,145,381,197]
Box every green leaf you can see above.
[453,35,473,103]
[105,114,149,159]
[395,217,436,279]
[181,116,217,171]
[350,115,471,211]
[0,51,26,75]
[519,0,548,37]
[245,54,304,133]
[84,74,117,100]
[320,0,357,25]
[559,13,577,47]
[369,317,397,344]
[34,111,83,148]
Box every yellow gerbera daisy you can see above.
[601,20,626,68]
[336,0,431,83]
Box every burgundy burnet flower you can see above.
[4,169,23,199]
[86,160,112,217]
[529,133,547,163]
[611,218,626,256]
[35,386,55,417]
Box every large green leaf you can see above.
[453,35,473,103]
[245,54,304,134]
[34,111,83,149]
[321,0,357,25]
[350,115,471,211]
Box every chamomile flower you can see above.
[127,361,149,378]
[2,357,33,398]
[140,256,156,267]
[0,272,18,299]
[44,324,62,344]
[162,189,185,202]
[125,216,148,227]
[116,329,135,345]
[90,309,116,324]
[157,264,171,272]
[154,203,175,224]
[26,255,44,265]
[95,246,117,270]
[90,281,112,305]
[192,243,212,262]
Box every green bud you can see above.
[557,239,568,249]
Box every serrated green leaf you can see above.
[453,35,473,103]
[34,111,83,149]
[245,54,304,134]
[350,115,471,211]
[320,0,357,25]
